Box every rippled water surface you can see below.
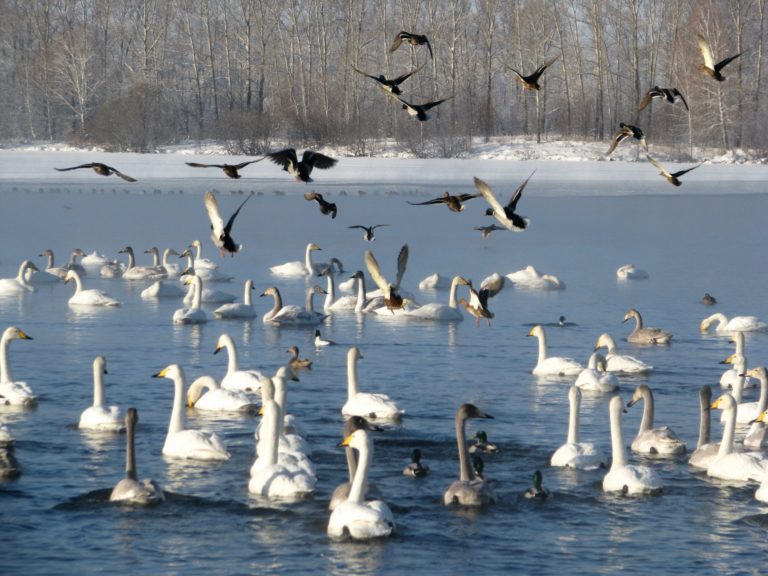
[1,168,768,575]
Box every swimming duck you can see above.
[287,346,312,371]
[457,277,494,327]
[606,123,648,155]
[697,34,740,82]
[474,173,533,231]
[365,245,409,312]
[314,329,335,347]
[347,224,389,241]
[646,154,702,186]
[702,293,717,306]
[351,64,423,95]
[54,162,137,182]
[508,55,559,91]
[407,191,478,212]
[304,191,337,219]
[623,308,672,344]
[389,31,433,59]
[403,448,430,478]
[626,384,686,456]
[638,86,689,111]
[389,93,452,121]
[185,159,262,178]
[266,148,337,183]
[469,430,500,454]
[204,191,251,256]
[523,470,550,500]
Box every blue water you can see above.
[1,171,768,575]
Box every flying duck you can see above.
[646,154,702,186]
[347,224,389,241]
[389,93,452,121]
[474,172,534,231]
[351,64,423,95]
[304,192,337,219]
[54,162,137,182]
[474,224,507,238]
[364,244,409,312]
[606,123,648,155]
[185,159,262,179]
[508,55,559,91]
[638,86,689,111]
[204,191,252,256]
[697,34,740,82]
[457,277,494,327]
[407,191,477,212]
[389,31,433,59]
[266,149,338,183]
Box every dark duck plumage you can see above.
[364,244,409,312]
[54,162,137,182]
[638,86,689,112]
[304,192,337,219]
[475,173,533,231]
[389,93,452,122]
[407,191,478,212]
[646,154,702,187]
[266,149,337,183]
[508,55,559,91]
[389,31,433,59]
[523,470,550,500]
[185,159,262,179]
[697,34,740,82]
[204,191,252,256]
[403,449,430,478]
[347,224,389,241]
[606,123,648,156]
[352,64,423,95]
[457,277,494,327]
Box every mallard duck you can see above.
[469,430,500,454]
[351,64,423,95]
[638,86,689,111]
[389,31,433,59]
[474,224,506,238]
[508,55,559,91]
[697,34,740,82]
[606,123,648,155]
[266,148,337,183]
[204,191,251,256]
[347,224,389,241]
[388,93,452,121]
[457,277,494,327]
[287,346,312,371]
[474,173,533,231]
[54,162,137,182]
[646,154,702,186]
[303,192,337,219]
[524,470,550,500]
[407,191,478,212]
[364,245,409,311]
[702,293,717,306]
[185,159,262,178]
[314,329,336,347]
[402,448,430,478]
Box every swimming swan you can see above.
[443,403,497,506]
[152,364,230,461]
[214,333,263,392]
[551,386,606,469]
[707,393,768,483]
[744,367,768,449]
[79,356,123,432]
[733,366,768,424]
[187,375,255,412]
[269,242,323,277]
[700,313,768,333]
[140,280,185,299]
[172,276,207,324]
[268,285,328,326]
[622,308,672,344]
[213,279,257,319]
[506,265,565,290]
[119,246,166,281]
[110,408,164,504]
[527,325,583,376]
[0,260,38,295]
[594,333,653,374]
[616,264,649,279]
[327,428,395,539]
[342,347,404,420]
[602,395,663,495]
[574,352,618,393]
[0,327,37,406]
[403,275,465,321]
[65,270,121,307]
[626,384,686,456]
[689,385,720,469]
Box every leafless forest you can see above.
[0,0,765,158]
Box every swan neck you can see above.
[345,445,358,481]
[347,352,359,398]
[45,252,55,269]
[567,390,580,444]
[610,401,628,469]
[93,361,105,407]
[191,277,202,309]
[71,271,83,293]
[638,388,654,432]
[273,376,287,426]
[304,288,316,312]
[355,275,366,312]
[243,281,253,306]
[731,372,745,403]
[167,373,187,442]
[126,414,138,481]
[757,375,768,413]
[304,245,314,274]
[536,331,548,363]
[0,334,12,384]
[150,249,160,266]
[718,402,736,457]
[126,249,135,269]
[194,242,203,261]
[324,274,335,310]
[224,339,239,373]
[348,434,372,504]
[448,277,460,308]
[456,414,475,482]
[698,393,711,448]
[262,401,280,466]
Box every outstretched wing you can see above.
[224,194,252,235]
[186,162,223,169]
[671,89,689,111]
[393,64,424,85]
[407,196,448,206]
[347,225,367,231]
[715,53,741,73]
[364,250,390,295]
[507,170,535,211]
[671,163,703,179]
[474,176,513,230]
[606,128,628,155]
[204,191,225,238]
[424,38,434,59]
[231,159,263,170]
[55,163,96,172]
[266,148,298,169]
[637,91,655,112]
[421,96,453,112]
[646,154,672,178]
[697,34,715,71]
[302,150,337,170]
[395,244,409,290]
[110,167,138,182]
[351,65,379,82]
[389,32,405,52]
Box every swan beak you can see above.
[527,328,536,337]
[337,433,354,447]
[626,398,638,408]
[214,345,222,355]
[719,355,734,365]
[152,367,168,378]
[187,399,195,408]
[709,399,721,410]
[258,406,265,416]
[17,330,32,340]
[699,323,708,333]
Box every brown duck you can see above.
[606,123,648,156]
[407,191,477,212]
[697,34,740,82]
[638,86,689,112]
[55,163,136,182]
[646,155,702,187]
[389,31,433,59]
[185,159,263,179]
[508,55,559,91]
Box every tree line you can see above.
[0,0,764,158]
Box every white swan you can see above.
[214,333,263,392]
[78,356,123,432]
[551,386,606,469]
[119,246,166,280]
[720,333,758,389]
[178,249,232,283]
[80,251,111,269]
[329,416,383,511]
[594,333,653,374]
[342,347,404,420]
[506,265,565,290]
[443,403,497,506]
[700,313,768,333]
[140,280,185,299]
[418,273,450,290]
[187,375,255,412]
[182,280,235,305]
[35,249,65,282]
[172,276,207,324]
[689,385,720,469]
[402,275,465,321]
[328,428,395,539]
[64,270,121,307]
[153,364,230,461]
[622,308,672,344]
[161,248,182,278]
[214,279,257,319]
[574,352,619,393]
[269,285,328,326]
[0,327,37,406]
[527,325,583,376]
[707,393,767,482]
[626,384,686,456]
[744,367,768,449]
[616,264,649,279]
[733,366,768,424]
[0,260,38,294]
[110,408,164,504]
[602,395,663,495]
[269,242,322,277]
[322,269,359,312]
[188,239,219,271]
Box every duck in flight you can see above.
[304,192,337,219]
[697,34,740,82]
[508,55,559,91]
[266,149,338,183]
[204,191,252,256]
[389,93,452,122]
[347,224,389,242]
[606,123,648,156]
[638,86,689,112]
[185,159,262,179]
[352,65,423,95]
[474,224,506,238]
[365,244,409,312]
[646,155,702,187]
[408,191,477,212]
[457,277,494,327]
[474,172,534,231]
[54,162,137,182]
[389,31,433,59]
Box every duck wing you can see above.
[302,150,337,170]
[364,250,391,297]
[474,176,513,230]
[645,155,672,178]
[204,191,226,240]
[507,170,535,211]
[395,244,409,290]
[105,164,137,182]
[714,53,741,73]
[697,34,716,71]
[266,148,298,170]
[224,194,252,236]
[670,163,703,179]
